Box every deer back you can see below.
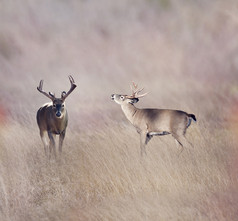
[132,108,190,133]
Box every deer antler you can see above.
[37,80,55,100]
[127,82,148,99]
[61,75,77,101]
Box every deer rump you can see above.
[133,108,196,136]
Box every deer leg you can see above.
[172,132,194,155]
[40,130,49,157]
[146,134,152,145]
[184,138,193,148]
[140,132,147,156]
[145,124,152,145]
[172,134,184,155]
[183,128,194,148]
[59,130,66,154]
[48,131,56,159]
[175,139,184,156]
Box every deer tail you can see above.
[188,114,197,122]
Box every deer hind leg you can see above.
[40,130,50,157]
[182,127,194,148]
[172,132,193,155]
[59,130,66,154]
[48,131,56,159]
[172,133,186,155]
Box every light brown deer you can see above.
[36,75,77,158]
[111,83,196,156]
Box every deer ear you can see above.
[133,98,139,103]
[61,91,66,99]
[129,98,139,104]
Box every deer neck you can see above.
[51,109,68,131]
[121,103,138,124]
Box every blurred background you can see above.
[1,0,238,220]
[1,0,238,128]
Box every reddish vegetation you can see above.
[229,102,238,134]
[0,106,7,124]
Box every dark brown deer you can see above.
[36,75,77,158]
[111,83,196,156]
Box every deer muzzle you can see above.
[56,111,61,117]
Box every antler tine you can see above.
[130,82,138,96]
[69,75,75,84]
[62,75,77,101]
[130,85,135,96]
[39,80,42,90]
[37,80,55,100]
[135,87,144,94]
[132,82,138,89]
[135,92,148,98]
[128,82,148,99]
[132,82,145,95]
[37,80,43,91]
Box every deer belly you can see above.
[54,130,61,135]
[48,120,66,135]
[49,127,64,135]
[147,119,171,135]
[148,131,170,136]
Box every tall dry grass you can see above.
[0,117,237,220]
[1,0,238,220]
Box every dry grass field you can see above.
[1,0,238,220]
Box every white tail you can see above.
[111,83,196,156]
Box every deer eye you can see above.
[62,104,64,107]
[53,104,56,107]
[120,96,125,100]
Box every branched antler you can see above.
[127,82,148,99]
[37,80,55,100]
[61,75,77,101]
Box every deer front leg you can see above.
[59,130,66,154]
[140,132,147,156]
[48,131,56,159]
[146,134,152,145]
[40,130,49,157]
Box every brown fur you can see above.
[36,102,68,158]
[36,75,76,158]
[112,94,196,156]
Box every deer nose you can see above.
[56,112,61,117]
[111,94,115,100]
